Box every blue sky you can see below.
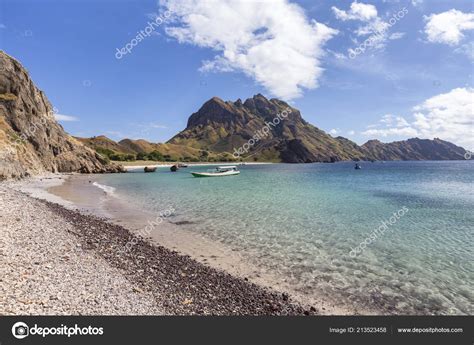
[1,0,473,149]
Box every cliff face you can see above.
[168,94,368,163]
[0,51,124,179]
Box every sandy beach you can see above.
[0,175,318,315]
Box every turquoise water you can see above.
[96,161,473,314]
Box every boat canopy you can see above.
[216,165,241,171]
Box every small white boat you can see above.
[191,166,240,178]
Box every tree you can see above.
[148,150,164,161]
[200,150,209,162]
[136,152,148,161]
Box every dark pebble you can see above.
[40,198,311,315]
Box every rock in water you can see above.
[0,51,125,179]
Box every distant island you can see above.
[0,50,468,180]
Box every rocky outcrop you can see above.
[0,51,124,179]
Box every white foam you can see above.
[92,182,116,195]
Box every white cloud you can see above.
[334,52,348,60]
[411,0,423,7]
[380,114,394,124]
[389,32,405,40]
[379,114,411,127]
[424,9,474,46]
[363,114,417,137]
[329,128,339,135]
[396,116,410,127]
[362,126,418,137]
[333,2,407,57]
[160,0,337,100]
[332,2,378,22]
[327,49,348,60]
[362,88,474,150]
[454,41,474,60]
[354,18,389,37]
[54,114,79,122]
[149,123,168,129]
[348,130,356,135]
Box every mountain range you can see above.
[78,94,468,163]
[0,50,468,180]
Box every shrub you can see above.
[109,153,136,161]
[148,150,164,161]
[123,154,136,161]
[95,147,115,158]
[136,152,148,161]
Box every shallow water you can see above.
[95,161,474,314]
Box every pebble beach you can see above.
[0,184,314,315]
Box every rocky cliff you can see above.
[0,51,124,179]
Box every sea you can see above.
[93,161,473,314]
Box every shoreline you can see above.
[121,161,272,171]
[2,176,315,315]
[49,175,365,315]
[7,173,361,315]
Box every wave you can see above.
[92,182,116,195]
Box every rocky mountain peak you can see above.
[169,94,467,163]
